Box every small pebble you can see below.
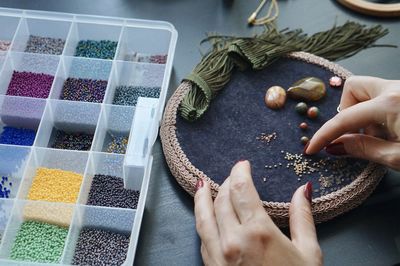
[0,127,36,146]
[27,167,83,203]
[61,77,107,103]
[75,40,118,60]
[10,220,68,263]
[265,86,286,109]
[0,40,11,51]
[72,228,130,266]
[87,174,140,209]
[329,76,342,87]
[299,122,308,130]
[51,130,94,151]
[288,77,326,101]
[307,106,320,119]
[113,85,160,106]
[301,136,309,145]
[6,71,54,98]
[295,102,308,115]
[24,35,65,55]
[106,134,129,154]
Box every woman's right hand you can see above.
[304,76,400,170]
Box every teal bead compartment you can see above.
[75,40,118,60]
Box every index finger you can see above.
[305,99,385,154]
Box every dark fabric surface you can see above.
[176,57,368,202]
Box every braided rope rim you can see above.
[160,52,387,226]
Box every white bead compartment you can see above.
[0,7,177,266]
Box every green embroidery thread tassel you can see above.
[180,22,395,122]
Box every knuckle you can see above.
[382,91,400,106]
[195,214,207,233]
[222,239,241,262]
[230,179,249,194]
[385,153,400,170]
[248,225,273,245]
[352,135,368,157]
[343,76,356,91]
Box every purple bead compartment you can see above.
[61,78,107,103]
[6,71,54,99]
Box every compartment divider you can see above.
[113,21,126,61]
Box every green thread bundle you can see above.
[180,22,395,122]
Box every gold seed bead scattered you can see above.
[256,132,277,144]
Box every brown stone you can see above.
[265,86,286,109]
[287,77,326,101]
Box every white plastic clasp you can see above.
[123,97,158,189]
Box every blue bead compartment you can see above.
[0,7,177,266]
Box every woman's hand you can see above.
[304,76,400,170]
[194,160,322,266]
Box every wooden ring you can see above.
[337,0,400,17]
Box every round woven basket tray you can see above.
[160,52,387,226]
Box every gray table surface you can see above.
[1,0,399,265]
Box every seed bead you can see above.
[113,86,161,106]
[87,174,140,209]
[72,228,130,266]
[0,127,36,146]
[25,35,65,55]
[61,77,107,103]
[10,220,68,263]
[75,40,118,60]
[6,71,54,98]
[106,134,129,154]
[51,130,94,151]
[27,167,83,204]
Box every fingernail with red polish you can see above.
[195,179,204,191]
[325,142,347,156]
[303,141,310,155]
[304,181,312,203]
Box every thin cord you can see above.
[248,0,279,26]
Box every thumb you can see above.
[326,134,400,170]
[289,182,322,264]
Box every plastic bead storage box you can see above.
[0,7,177,266]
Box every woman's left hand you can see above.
[194,160,323,266]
